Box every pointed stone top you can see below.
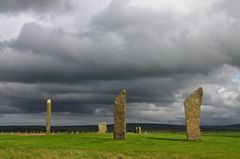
[120,89,126,95]
[47,99,51,104]
[197,87,203,91]
[114,89,126,105]
[193,87,203,96]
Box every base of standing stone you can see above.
[114,134,126,140]
[187,137,200,141]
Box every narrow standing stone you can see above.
[138,127,142,134]
[114,89,126,140]
[98,122,107,134]
[184,87,203,141]
[46,99,52,135]
[134,127,138,133]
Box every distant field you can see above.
[0,132,239,159]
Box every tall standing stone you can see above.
[184,87,203,141]
[98,122,107,134]
[46,99,52,135]
[114,89,126,140]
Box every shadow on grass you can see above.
[202,134,240,138]
[146,137,187,142]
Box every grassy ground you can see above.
[0,132,239,159]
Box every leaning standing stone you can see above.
[184,87,203,141]
[114,89,126,140]
[98,122,107,134]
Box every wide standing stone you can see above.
[114,89,126,140]
[184,87,203,141]
[98,122,107,134]
[46,99,52,135]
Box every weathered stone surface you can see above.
[184,87,203,141]
[46,99,52,135]
[114,89,126,140]
[98,122,107,134]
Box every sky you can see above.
[0,0,239,126]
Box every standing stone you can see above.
[46,99,52,135]
[134,127,138,133]
[138,127,142,134]
[114,89,126,140]
[184,87,203,141]
[98,122,107,134]
[134,127,142,134]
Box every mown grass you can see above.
[0,132,239,159]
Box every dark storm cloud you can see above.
[0,0,70,14]
[1,22,209,83]
[0,0,239,125]
[0,77,181,114]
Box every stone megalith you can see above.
[134,127,138,133]
[114,89,126,140]
[138,127,142,134]
[98,122,107,134]
[134,127,142,134]
[46,99,52,135]
[184,87,203,141]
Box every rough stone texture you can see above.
[184,87,203,141]
[114,89,126,140]
[46,99,52,135]
[98,122,107,134]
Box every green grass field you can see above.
[0,132,239,159]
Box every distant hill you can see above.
[0,123,239,133]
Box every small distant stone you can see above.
[134,127,138,133]
[138,127,142,134]
[134,126,142,134]
[98,122,107,134]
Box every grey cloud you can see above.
[2,22,198,83]
[214,0,240,19]
[91,0,234,73]
[0,0,71,14]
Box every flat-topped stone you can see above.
[98,122,107,134]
